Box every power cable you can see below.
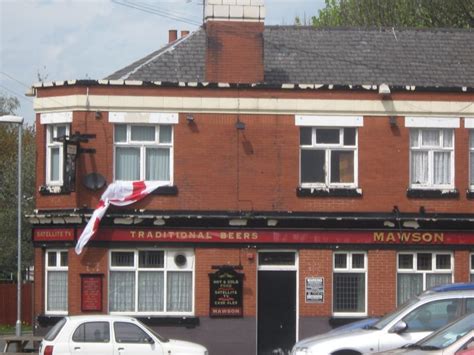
[0,85,34,105]
[112,0,201,26]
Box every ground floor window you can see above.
[45,250,68,314]
[333,251,367,316]
[397,252,453,305]
[109,249,194,315]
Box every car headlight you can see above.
[292,346,311,354]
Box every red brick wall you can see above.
[454,250,471,283]
[299,249,333,316]
[36,109,473,214]
[368,250,397,316]
[205,21,264,83]
[68,247,109,315]
[195,248,257,317]
[34,248,44,316]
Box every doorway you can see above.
[257,251,297,355]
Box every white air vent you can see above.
[166,250,194,270]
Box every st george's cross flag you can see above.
[75,181,166,255]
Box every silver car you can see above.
[291,289,474,355]
[374,312,474,355]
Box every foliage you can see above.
[311,0,474,28]
[0,93,36,280]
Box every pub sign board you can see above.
[209,268,243,317]
[81,274,103,312]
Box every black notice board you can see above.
[209,268,243,317]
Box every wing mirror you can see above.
[146,337,155,344]
[390,320,408,334]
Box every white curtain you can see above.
[443,129,453,147]
[146,148,170,181]
[50,147,60,181]
[47,271,68,311]
[109,271,135,311]
[397,273,422,306]
[167,271,192,312]
[411,151,428,184]
[138,271,164,311]
[422,129,439,146]
[434,152,451,185]
[159,126,172,143]
[115,147,140,180]
[131,126,155,141]
[427,274,452,289]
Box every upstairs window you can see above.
[46,124,70,185]
[300,127,358,188]
[410,128,454,189]
[114,124,172,182]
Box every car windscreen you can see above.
[416,313,474,349]
[44,317,67,341]
[370,297,420,330]
[139,321,169,343]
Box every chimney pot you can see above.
[181,30,190,38]
[168,29,178,43]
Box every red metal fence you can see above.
[0,282,33,326]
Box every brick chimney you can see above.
[204,0,265,84]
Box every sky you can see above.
[0,0,325,124]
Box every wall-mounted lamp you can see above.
[389,116,397,126]
[95,111,102,119]
[186,114,194,123]
[229,219,247,226]
[378,83,391,95]
[235,120,245,130]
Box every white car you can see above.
[39,315,208,355]
[292,286,474,355]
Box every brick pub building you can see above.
[29,1,474,354]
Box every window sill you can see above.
[150,185,178,196]
[297,187,362,198]
[467,190,474,200]
[39,185,71,195]
[406,188,459,199]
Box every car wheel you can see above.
[332,350,362,355]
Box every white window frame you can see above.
[299,127,358,189]
[397,251,453,304]
[113,124,173,183]
[45,249,68,315]
[409,128,455,189]
[108,249,194,316]
[470,253,474,283]
[46,124,70,186]
[332,251,367,317]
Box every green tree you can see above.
[0,93,36,280]
[312,0,474,28]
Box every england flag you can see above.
[75,181,166,254]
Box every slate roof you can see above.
[106,26,474,88]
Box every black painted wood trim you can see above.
[297,187,363,198]
[406,189,459,199]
